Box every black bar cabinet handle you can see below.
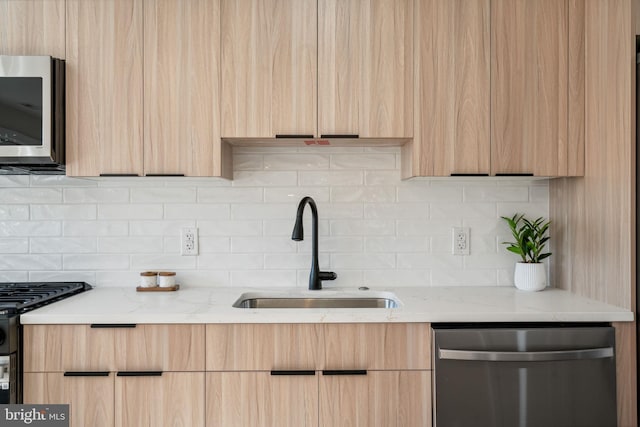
[144,174,185,177]
[275,134,314,139]
[64,371,110,377]
[90,324,137,329]
[270,370,316,376]
[99,174,139,177]
[322,370,367,376]
[494,173,534,177]
[320,134,359,139]
[450,173,490,177]
[117,371,163,377]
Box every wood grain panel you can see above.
[23,325,115,372]
[322,323,430,370]
[491,0,568,176]
[207,372,318,427]
[0,0,65,57]
[206,324,321,371]
[115,324,205,371]
[550,0,634,308]
[614,322,637,427]
[319,0,413,138]
[319,371,431,427]
[568,0,586,176]
[115,373,204,427]
[221,0,316,138]
[24,373,114,427]
[65,0,143,176]
[144,0,220,176]
[411,0,489,176]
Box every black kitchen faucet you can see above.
[291,196,337,290]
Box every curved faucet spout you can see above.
[291,196,337,290]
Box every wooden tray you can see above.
[136,284,180,292]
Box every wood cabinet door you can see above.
[65,0,143,177]
[319,371,431,427]
[115,372,204,427]
[318,0,413,138]
[23,325,116,372]
[322,323,431,370]
[0,0,65,57]
[24,373,114,427]
[206,372,318,427]
[206,324,321,371]
[115,324,205,372]
[144,0,222,176]
[491,0,569,176]
[220,0,317,138]
[409,0,490,177]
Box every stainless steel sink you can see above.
[232,292,400,309]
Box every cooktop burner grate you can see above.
[0,282,91,314]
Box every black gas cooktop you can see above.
[0,282,92,315]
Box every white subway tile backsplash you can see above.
[0,188,61,204]
[330,154,396,170]
[130,187,197,203]
[31,205,97,220]
[0,255,61,270]
[64,188,129,203]
[0,221,61,237]
[299,171,363,187]
[0,149,548,288]
[198,187,263,203]
[264,154,330,170]
[31,237,96,254]
[331,186,396,203]
[63,221,128,237]
[63,254,129,270]
[98,204,164,220]
[164,204,230,220]
[0,205,29,220]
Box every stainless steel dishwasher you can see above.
[433,324,617,427]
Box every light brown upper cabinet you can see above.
[144,0,227,177]
[318,0,413,138]
[220,0,317,139]
[491,0,583,176]
[404,0,490,177]
[65,0,144,177]
[0,0,65,57]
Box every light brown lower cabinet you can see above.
[115,372,205,427]
[23,373,114,427]
[319,371,431,427]
[206,372,318,427]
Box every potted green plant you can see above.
[501,214,551,291]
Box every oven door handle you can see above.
[438,346,614,362]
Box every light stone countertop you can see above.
[19,286,634,324]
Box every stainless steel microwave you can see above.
[0,55,65,174]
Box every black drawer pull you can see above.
[322,370,367,376]
[90,324,137,329]
[494,173,534,177]
[144,174,185,177]
[450,173,489,177]
[320,134,359,139]
[117,371,163,377]
[99,173,139,177]
[270,370,316,376]
[275,134,314,139]
[64,371,110,377]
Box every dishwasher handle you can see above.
[438,346,614,362]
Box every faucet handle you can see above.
[319,271,337,281]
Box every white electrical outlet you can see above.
[452,227,470,255]
[181,227,199,256]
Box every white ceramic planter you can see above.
[514,263,547,291]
